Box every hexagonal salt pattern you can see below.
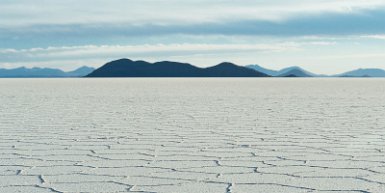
[1,78,385,193]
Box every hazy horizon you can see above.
[1,58,385,76]
[2,1,385,74]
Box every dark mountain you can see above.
[277,67,313,77]
[86,59,269,77]
[203,62,268,77]
[336,68,385,77]
[246,65,319,77]
[0,66,95,77]
[284,74,299,77]
[276,66,316,77]
[246,64,279,76]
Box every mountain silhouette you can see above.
[246,65,318,77]
[246,64,279,76]
[277,67,313,77]
[276,66,318,77]
[284,74,300,77]
[86,59,269,77]
[0,66,95,77]
[3,61,385,78]
[336,68,385,77]
[247,65,385,77]
[67,66,95,77]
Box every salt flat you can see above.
[0,78,385,193]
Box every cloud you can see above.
[1,0,385,27]
[1,0,385,51]
[2,8,385,45]
[0,43,299,63]
[0,40,340,70]
[361,34,385,40]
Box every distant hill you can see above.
[336,68,385,77]
[0,66,95,77]
[86,59,269,77]
[246,64,279,76]
[3,61,385,78]
[277,67,315,77]
[247,65,385,78]
[246,65,318,77]
[66,66,95,77]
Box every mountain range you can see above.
[337,68,385,77]
[246,65,385,77]
[246,65,322,77]
[0,66,95,78]
[1,59,385,78]
[86,59,269,77]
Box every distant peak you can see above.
[87,58,270,77]
[247,64,261,67]
[155,61,186,64]
[78,66,95,70]
[112,58,133,63]
[285,66,302,70]
[219,62,235,65]
[78,65,92,68]
[216,62,237,67]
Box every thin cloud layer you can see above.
[0,43,299,63]
[1,0,385,27]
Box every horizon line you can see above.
[2,58,385,77]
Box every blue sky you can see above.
[1,0,385,74]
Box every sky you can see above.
[1,0,385,74]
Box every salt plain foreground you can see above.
[0,78,385,193]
